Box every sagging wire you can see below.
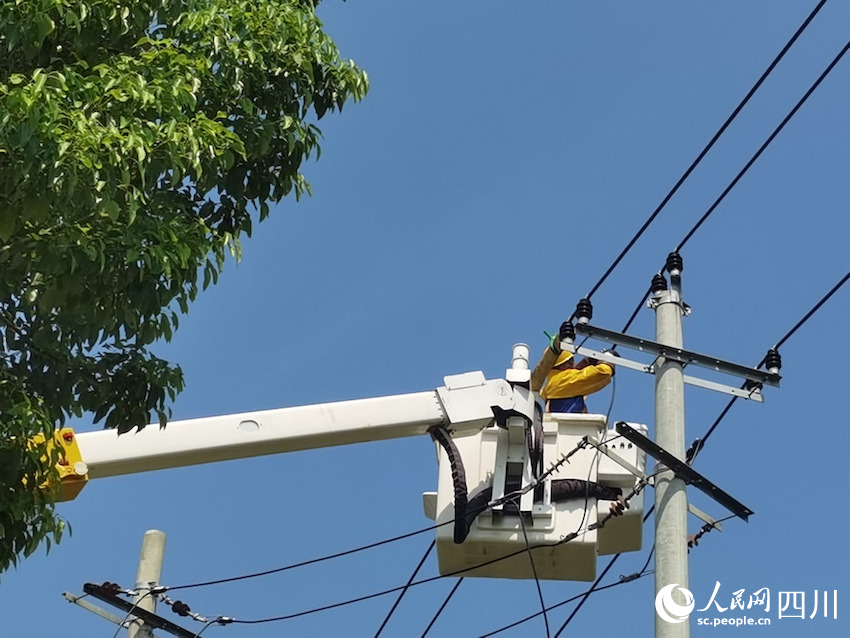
[164,519,454,593]
[576,0,828,306]
[222,484,649,626]
[374,540,435,638]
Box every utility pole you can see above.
[128,530,166,638]
[571,251,776,637]
[652,255,689,638]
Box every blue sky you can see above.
[2,1,848,636]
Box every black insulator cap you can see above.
[575,297,593,322]
[172,601,191,617]
[559,320,576,341]
[764,348,782,372]
[666,251,684,274]
[650,273,668,293]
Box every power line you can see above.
[513,499,550,638]
[773,271,849,350]
[479,569,652,637]
[675,42,849,252]
[374,540,435,637]
[420,579,463,637]
[580,0,828,303]
[164,520,451,592]
[212,487,648,626]
[619,43,848,334]
[691,270,849,460]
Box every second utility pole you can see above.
[128,529,167,638]
[652,253,689,638]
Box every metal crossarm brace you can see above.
[570,345,765,402]
[63,592,128,627]
[82,584,196,638]
[615,422,753,522]
[574,324,780,387]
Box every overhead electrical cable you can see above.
[211,491,647,627]
[513,499,551,638]
[691,271,848,460]
[619,43,848,334]
[675,42,849,252]
[479,566,652,637]
[579,0,828,303]
[374,540,435,637]
[420,579,463,637]
[164,520,451,592]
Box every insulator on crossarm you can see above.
[575,298,593,325]
[764,348,782,375]
[665,251,683,277]
[561,321,576,344]
[650,273,667,294]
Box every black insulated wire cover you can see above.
[650,273,667,294]
[575,298,593,324]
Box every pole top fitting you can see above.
[665,251,683,276]
[575,298,593,325]
[650,273,668,294]
[764,348,782,375]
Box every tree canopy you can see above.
[0,0,367,571]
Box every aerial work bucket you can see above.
[423,414,647,581]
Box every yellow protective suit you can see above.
[531,348,613,413]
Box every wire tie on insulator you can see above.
[575,298,593,325]
[650,272,667,294]
[764,348,782,375]
[665,251,683,277]
[685,438,702,463]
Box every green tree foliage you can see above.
[0,0,367,570]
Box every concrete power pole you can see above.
[652,256,689,638]
[128,530,167,638]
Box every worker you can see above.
[531,321,615,413]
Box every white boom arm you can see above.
[65,370,525,482]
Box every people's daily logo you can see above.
[655,584,695,623]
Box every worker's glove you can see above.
[600,348,619,374]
